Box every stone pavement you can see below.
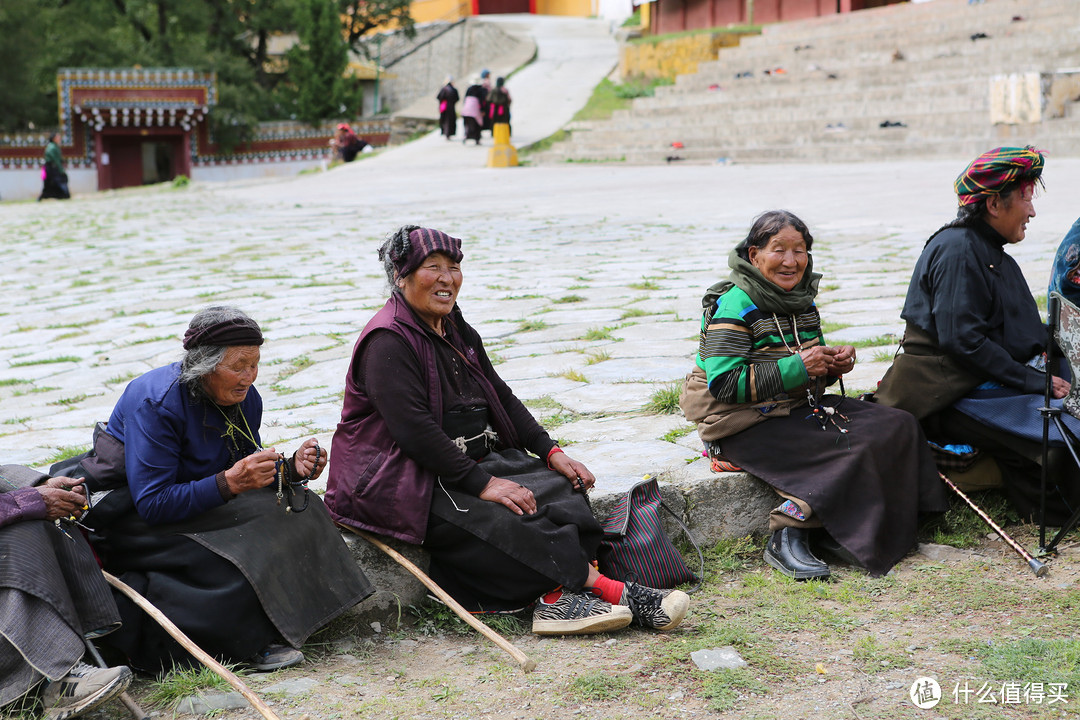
[2,18,1080,587]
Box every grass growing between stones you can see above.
[40,445,91,465]
[147,665,233,709]
[645,382,682,414]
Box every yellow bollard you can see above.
[486,123,518,168]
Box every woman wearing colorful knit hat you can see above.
[327,226,690,636]
[878,146,1080,522]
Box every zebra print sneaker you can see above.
[620,582,690,631]
[532,591,633,636]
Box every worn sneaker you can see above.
[41,661,132,720]
[532,591,633,636]
[620,582,690,631]
[245,643,305,672]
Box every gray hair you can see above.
[377,224,420,294]
[180,306,257,395]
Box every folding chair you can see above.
[1038,292,1080,552]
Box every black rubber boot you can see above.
[764,527,831,580]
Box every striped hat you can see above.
[394,227,464,278]
[955,146,1045,206]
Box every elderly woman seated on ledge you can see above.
[1,466,130,719]
[325,225,690,635]
[680,210,949,580]
[75,306,373,673]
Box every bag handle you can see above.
[658,499,705,594]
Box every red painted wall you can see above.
[652,0,894,35]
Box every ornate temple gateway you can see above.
[1,67,390,195]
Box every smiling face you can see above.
[202,345,260,406]
[747,225,809,292]
[987,182,1036,244]
[398,252,463,333]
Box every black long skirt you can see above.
[91,486,373,672]
[423,449,601,612]
[720,396,949,576]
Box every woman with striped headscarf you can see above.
[877,146,1080,523]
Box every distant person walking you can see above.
[38,132,69,201]
[462,77,486,145]
[488,77,512,136]
[480,69,494,133]
[436,77,460,140]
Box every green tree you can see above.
[339,0,415,54]
[277,0,362,123]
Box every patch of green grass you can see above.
[4,416,30,425]
[620,308,651,320]
[628,278,661,291]
[819,321,850,334]
[706,535,762,574]
[70,279,92,288]
[48,394,88,407]
[171,174,190,188]
[585,349,611,365]
[517,128,571,155]
[848,334,900,350]
[1035,293,1048,312]
[147,664,232,708]
[13,386,58,396]
[660,424,695,443]
[107,371,139,385]
[870,350,895,363]
[920,490,1016,548]
[518,319,549,333]
[645,382,682,414]
[628,24,760,47]
[554,369,588,383]
[523,396,563,410]
[553,294,585,304]
[540,413,577,431]
[700,667,770,711]
[578,326,615,341]
[851,634,914,674]
[567,672,631,702]
[410,601,472,636]
[0,378,31,387]
[9,356,80,367]
[41,445,91,465]
[979,638,1080,688]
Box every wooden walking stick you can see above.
[341,525,538,673]
[938,472,1047,577]
[102,571,283,720]
[83,640,150,720]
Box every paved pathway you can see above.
[3,17,1080,498]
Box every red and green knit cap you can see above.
[954,146,1045,206]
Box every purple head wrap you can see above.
[390,227,464,279]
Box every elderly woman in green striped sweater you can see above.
[680,210,948,580]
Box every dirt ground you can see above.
[65,520,1080,720]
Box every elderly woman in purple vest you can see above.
[326,226,690,636]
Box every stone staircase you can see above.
[536,0,1080,164]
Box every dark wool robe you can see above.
[327,294,600,611]
[1,468,120,706]
[88,365,372,672]
[878,219,1080,522]
[436,84,460,138]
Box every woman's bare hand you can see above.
[1052,375,1071,399]
[292,438,327,481]
[38,477,87,521]
[224,448,282,494]
[549,452,595,492]
[480,476,537,516]
[825,345,857,376]
[799,346,836,377]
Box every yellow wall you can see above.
[410,0,470,24]
[620,32,750,81]
[535,0,594,17]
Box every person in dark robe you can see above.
[462,78,486,145]
[38,132,70,201]
[1,464,131,719]
[82,306,373,673]
[334,123,368,162]
[436,77,460,140]
[487,77,511,135]
[877,146,1080,523]
[1049,217,1080,308]
[680,210,949,580]
[326,226,690,636]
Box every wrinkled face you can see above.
[747,225,809,292]
[989,183,1037,244]
[203,345,260,406]
[398,252,462,331]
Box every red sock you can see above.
[589,575,625,605]
[542,588,563,604]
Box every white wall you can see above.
[0,168,97,203]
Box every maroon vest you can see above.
[325,294,518,544]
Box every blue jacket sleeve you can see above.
[125,397,225,525]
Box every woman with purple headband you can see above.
[327,226,691,636]
[75,306,373,674]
